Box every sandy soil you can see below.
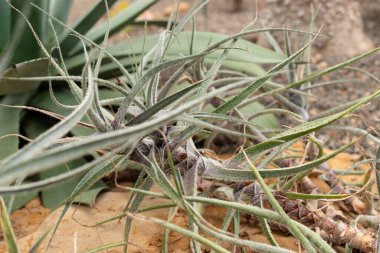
[0,187,302,252]
[0,147,371,252]
[1,1,380,252]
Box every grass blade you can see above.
[28,229,51,253]
[0,197,19,253]
[242,150,316,253]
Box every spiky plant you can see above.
[1,0,380,252]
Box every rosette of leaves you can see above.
[0,0,380,252]
[0,0,283,211]
[0,0,166,210]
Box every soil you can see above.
[0,199,50,241]
[0,186,303,253]
[2,1,380,252]
[0,147,371,253]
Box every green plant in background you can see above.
[0,0,165,211]
[0,0,284,211]
[0,0,379,252]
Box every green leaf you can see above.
[187,196,335,253]
[0,197,20,253]
[40,159,108,208]
[0,61,97,183]
[81,242,126,253]
[46,0,73,38]
[48,0,73,23]
[69,0,158,55]
[3,187,38,212]
[10,1,43,63]
[23,107,107,209]
[0,94,35,213]
[0,83,239,186]
[131,19,173,28]
[39,159,84,209]
[127,81,202,125]
[65,31,284,76]
[0,94,31,159]
[73,180,108,206]
[107,31,285,64]
[169,31,316,148]
[205,58,266,76]
[285,192,350,200]
[244,149,316,252]
[59,0,118,55]
[204,139,355,182]
[225,84,380,168]
[55,156,125,206]
[27,88,121,136]
[238,102,279,129]
[0,58,49,95]
[28,228,51,253]
[28,89,95,136]
[0,0,11,52]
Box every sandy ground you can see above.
[1,1,380,252]
[0,146,372,252]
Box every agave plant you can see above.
[0,0,171,211]
[1,0,380,252]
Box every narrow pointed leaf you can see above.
[69,0,158,55]
[0,198,19,253]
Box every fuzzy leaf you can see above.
[28,89,95,136]
[23,114,107,209]
[0,83,239,185]
[203,142,353,181]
